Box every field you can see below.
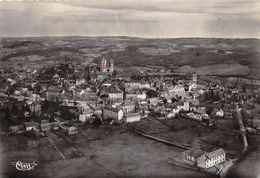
[0,116,245,178]
[176,64,250,76]
[227,135,260,178]
[1,37,260,80]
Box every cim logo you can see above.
[11,161,38,171]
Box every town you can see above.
[0,55,260,178]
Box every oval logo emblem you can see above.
[12,161,38,171]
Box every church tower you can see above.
[109,59,114,73]
[192,72,197,89]
[100,58,107,72]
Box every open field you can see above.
[0,123,218,178]
[0,116,245,178]
[130,117,242,156]
[227,135,260,178]
[175,64,250,76]
[1,37,260,79]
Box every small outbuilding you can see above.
[125,113,141,123]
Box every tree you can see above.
[163,98,167,104]
[256,96,260,105]
[146,90,159,98]
[206,105,214,115]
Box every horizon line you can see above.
[1,35,259,40]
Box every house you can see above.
[177,101,190,111]
[201,115,213,126]
[17,95,24,101]
[224,111,233,119]
[167,84,186,97]
[103,106,124,122]
[103,86,124,100]
[139,81,151,89]
[149,98,159,106]
[125,113,141,123]
[186,112,203,121]
[67,126,78,135]
[121,101,136,113]
[45,88,62,101]
[29,103,41,114]
[197,148,226,169]
[93,105,102,115]
[108,91,123,100]
[24,122,39,131]
[40,120,52,131]
[76,78,85,86]
[191,106,206,114]
[14,90,22,96]
[102,83,112,87]
[79,108,93,122]
[185,149,206,163]
[125,90,146,100]
[124,82,140,90]
[216,109,224,117]
[10,125,26,134]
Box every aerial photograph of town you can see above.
[0,1,259,178]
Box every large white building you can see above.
[168,84,186,97]
[161,84,186,98]
[197,148,226,169]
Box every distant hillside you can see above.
[0,36,259,78]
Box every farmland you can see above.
[0,116,244,178]
[1,37,260,80]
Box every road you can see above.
[235,108,248,155]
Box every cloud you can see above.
[0,0,259,38]
[63,0,260,15]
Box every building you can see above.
[40,120,52,131]
[100,58,108,72]
[216,109,224,117]
[162,84,186,98]
[180,101,190,111]
[29,103,42,116]
[185,149,206,163]
[10,125,26,134]
[149,97,159,106]
[120,101,136,113]
[79,108,93,122]
[103,107,124,122]
[67,126,78,135]
[201,115,213,126]
[224,110,233,119]
[197,148,226,169]
[124,82,140,90]
[24,122,39,131]
[124,113,141,123]
[169,84,186,97]
[76,78,85,86]
[45,88,62,101]
[108,91,124,100]
[125,91,146,100]
[139,81,151,89]
[109,59,114,73]
[103,85,124,100]
[192,72,197,86]
[185,112,203,121]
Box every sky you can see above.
[0,0,260,38]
